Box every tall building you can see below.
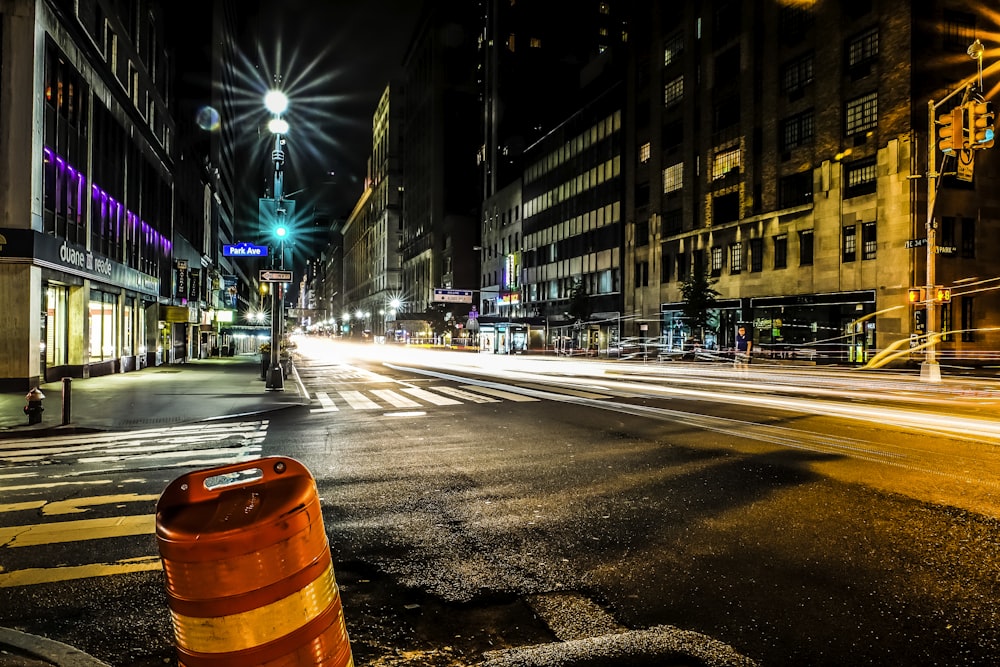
[0,0,221,389]
[400,1,481,316]
[479,0,628,200]
[624,0,1000,362]
[341,84,404,339]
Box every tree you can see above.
[680,269,720,342]
[567,278,592,322]
[424,302,453,337]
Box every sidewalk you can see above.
[0,354,307,666]
[0,353,306,437]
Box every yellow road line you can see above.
[0,514,155,547]
[0,556,162,588]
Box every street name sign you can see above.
[260,270,293,282]
[433,288,474,303]
[224,242,269,257]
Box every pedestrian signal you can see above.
[967,99,995,149]
[907,288,923,304]
[934,286,952,303]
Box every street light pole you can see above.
[265,89,289,391]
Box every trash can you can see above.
[155,457,353,667]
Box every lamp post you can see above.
[265,89,289,391]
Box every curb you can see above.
[0,629,111,667]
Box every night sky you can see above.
[169,0,424,221]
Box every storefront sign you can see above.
[0,228,159,295]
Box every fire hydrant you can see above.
[24,388,45,425]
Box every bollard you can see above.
[155,457,353,667]
[61,377,72,425]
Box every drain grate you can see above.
[117,417,187,426]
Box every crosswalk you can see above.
[0,420,268,473]
[309,383,539,413]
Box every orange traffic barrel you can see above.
[156,457,353,667]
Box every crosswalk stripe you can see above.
[372,389,422,408]
[401,387,462,406]
[338,390,382,410]
[460,385,540,402]
[430,386,501,403]
[311,391,339,412]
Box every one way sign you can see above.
[260,270,293,282]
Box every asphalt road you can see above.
[2,339,1000,665]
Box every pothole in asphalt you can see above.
[335,561,556,666]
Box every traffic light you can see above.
[934,286,952,303]
[967,99,995,149]
[275,224,288,238]
[937,105,965,153]
[907,287,924,304]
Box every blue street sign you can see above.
[223,242,269,257]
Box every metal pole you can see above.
[922,99,941,382]
[266,129,285,391]
[61,377,72,425]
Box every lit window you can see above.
[730,243,742,273]
[639,142,651,163]
[711,246,724,276]
[712,148,741,180]
[599,2,610,14]
[530,37,542,48]
[663,163,683,193]
[862,221,877,260]
[664,76,683,107]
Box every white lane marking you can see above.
[429,386,501,403]
[460,385,540,402]
[338,390,382,410]
[311,391,339,412]
[401,387,462,406]
[372,389,422,408]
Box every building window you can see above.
[663,162,683,192]
[862,221,877,259]
[530,37,542,48]
[847,27,879,67]
[799,230,814,265]
[664,76,683,107]
[664,31,684,66]
[711,246,724,276]
[961,297,975,342]
[961,218,976,258]
[750,238,763,272]
[677,252,688,280]
[730,242,742,273]
[639,142,651,163]
[635,219,649,247]
[781,110,815,151]
[774,234,788,269]
[778,171,813,208]
[712,148,741,180]
[635,261,649,287]
[845,91,877,135]
[713,192,739,224]
[781,51,814,95]
[662,208,682,234]
[845,156,877,197]
[661,246,672,282]
[843,225,857,262]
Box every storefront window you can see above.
[122,298,134,356]
[46,285,69,366]
[89,291,118,361]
